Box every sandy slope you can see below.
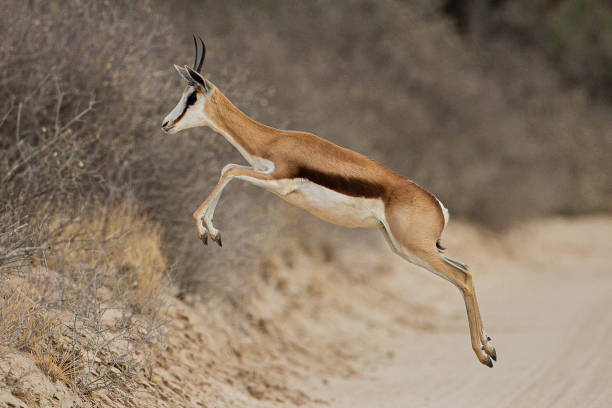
[2,216,610,407]
[307,216,612,407]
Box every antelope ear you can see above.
[174,64,194,84]
[185,66,211,93]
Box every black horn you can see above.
[192,35,199,71]
[192,35,206,73]
[196,36,206,72]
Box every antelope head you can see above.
[162,36,214,134]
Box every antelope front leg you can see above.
[192,164,274,247]
[193,195,222,247]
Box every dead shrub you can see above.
[47,203,167,313]
[0,204,167,396]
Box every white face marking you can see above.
[162,87,211,134]
[162,85,273,173]
[162,68,273,172]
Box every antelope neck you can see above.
[205,89,278,166]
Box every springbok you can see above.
[162,37,497,367]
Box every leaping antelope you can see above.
[162,37,497,367]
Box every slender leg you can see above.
[380,218,496,367]
[457,266,495,359]
[193,165,274,246]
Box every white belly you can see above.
[265,179,385,228]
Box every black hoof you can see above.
[491,348,497,361]
[485,356,493,368]
[201,233,208,246]
[213,233,222,247]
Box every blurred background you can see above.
[2,0,611,300]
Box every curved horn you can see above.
[192,35,199,71]
[196,37,206,72]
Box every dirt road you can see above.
[306,216,612,407]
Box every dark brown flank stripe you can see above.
[296,166,386,198]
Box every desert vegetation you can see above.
[1,205,165,401]
[1,0,611,405]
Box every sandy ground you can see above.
[171,215,611,408]
[308,216,612,407]
[2,215,610,407]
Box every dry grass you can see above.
[48,203,167,313]
[0,277,79,397]
[0,279,59,353]
[0,204,167,398]
[33,347,81,390]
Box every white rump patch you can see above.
[436,197,450,229]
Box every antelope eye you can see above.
[186,91,197,106]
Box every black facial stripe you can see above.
[186,91,197,106]
[175,105,188,123]
[174,91,196,123]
